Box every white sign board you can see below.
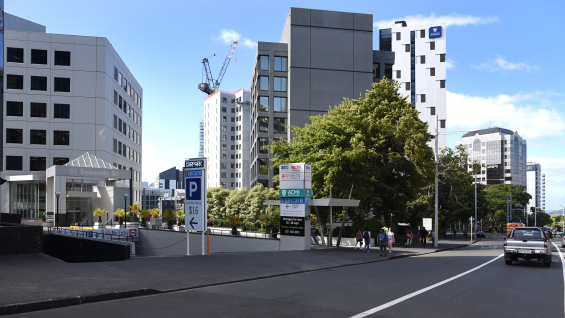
[423,218,432,231]
[184,167,206,232]
[280,197,306,217]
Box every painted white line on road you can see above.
[349,253,504,318]
[551,242,565,317]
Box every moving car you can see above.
[504,227,551,267]
[476,231,485,238]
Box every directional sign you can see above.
[280,216,305,236]
[185,169,205,231]
[280,202,306,217]
[281,197,305,204]
[279,189,311,198]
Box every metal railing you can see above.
[51,227,134,242]
[138,224,277,239]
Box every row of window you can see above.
[114,67,141,108]
[5,156,69,171]
[7,47,71,66]
[258,56,288,72]
[396,29,432,41]
[7,74,71,92]
[258,76,287,91]
[114,90,141,127]
[258,117,287,133]
[6,128,69,145]
[112,138,140,164]
[7,101,70,118]
[258,96,287,112]
[113,114,141,145]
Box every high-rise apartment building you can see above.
[455,128,527,187]
[1,13,143,222]
[203,89,250,189]
[526,162,542,211]
[379,21,447,149]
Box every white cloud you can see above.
[471,55,538,73]
[528,157,565,186]
[447,90,565,141]
[218,29,256,48]
[373,13,499,29]
[445,58,456,69]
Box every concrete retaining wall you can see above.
[136,229,281,256]
[315,236,375,247]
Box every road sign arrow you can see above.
[286,204,290,209]
[189,217,198,230]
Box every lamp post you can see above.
[123,194,129,230]
[55,192,61,230]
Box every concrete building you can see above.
[248,8,447,188]
[526,162,543,211]
[1,13,143,224]
[456,128,527,187]
[380,21,447,149]
[203,89,250,190]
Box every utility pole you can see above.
[434,116,439,248]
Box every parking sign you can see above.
[184,160,207,232]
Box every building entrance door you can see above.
[65,197,93,226]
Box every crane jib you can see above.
[199,41,238,95]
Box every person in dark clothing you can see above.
[420,227,428,246]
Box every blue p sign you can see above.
[185,178,201,200]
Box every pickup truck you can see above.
[504,227,552,267]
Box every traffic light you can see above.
[530,207,535,213]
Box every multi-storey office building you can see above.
[380,21,447,149]
[203,89,250,189]
[455,128,527,187]
[526,162,542,211]
[1,14,143,224]
[248,8,448,188]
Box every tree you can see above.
[242,184,279,222]
[529,210,552,227]
[270,79,435,224]
[485,184,532,224]
[225,187,249,220]
[207,186,230,219]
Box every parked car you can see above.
[476,231,485,238]
[504,227,552,267]
[562,235,565,248]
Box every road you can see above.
[12,236,565,317]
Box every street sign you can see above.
[185,169,205,231]
[279,189,312,198]
[280,216,305,236]
[423,218,432,231]
[280,202,306,217]
[281,197,305,204]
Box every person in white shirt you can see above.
[386,228,395,253]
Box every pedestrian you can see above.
[387,228,395,253]
[420,227,428,247]
[406,227,413,245]
[430,228,435,244]
[453,227,456,238]
[403,227,408,243]
[377,229,388,256]
[362,228,371,252]
[355,228,363,249]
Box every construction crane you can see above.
[198,41,238,95]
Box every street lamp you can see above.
[123,194,129,230]
[55,192,61,230]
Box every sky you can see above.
[8,0,565,212]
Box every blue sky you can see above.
[9,0,565,211]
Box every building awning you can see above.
[65,152,116,169]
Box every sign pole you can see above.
[187,230,190,256]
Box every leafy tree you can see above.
[225,187,249,220]
[485,184,531,225]
[270,79,435,225]
[207,186,230,219]
[242,184,279,222]
[528,210,552,227]
[551,214,563,229]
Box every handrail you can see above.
[52,227,134,242]
[138,225,277,240]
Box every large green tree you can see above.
[485,184,532,224]
[270,79,436,224]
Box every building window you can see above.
[274,97,287,112]
[259,76,269,90]
[6,156,22,171]
[6,128,23,144]
[30,129,47,145]
[114,91,118,105]
[384,64,393,80]
[114,67,118,81]
[440,120,446,129]
[405,44,410,52]
[31,49,48,64]
[259,96,269,111]
[53,130,70,145]
[30,157,46,171]
[421,94,426,103]
[420,56,425,64]
[221,106,227,113]
[222,135,227,141]
[259,117,269,132]
[259,159,269,174]
[6,101,23,117]
[373,63,380,78]
[222,116,227,122]
[221,163,226,169]
[7,48,24,63]
[123,145,127,157]
[222,97,227,104]
[118,141,122,155]
[54,51,71,66]
[430,42,435,50]
[440,80,446,88]
[231,145,235,150]
[113,139,117,152]
[53,157,69,166]
[7,75,24,89]
[54,77,71,92]
[420,30,425,38]
[30,103,47,118]
[405,82,411,91]
[119,96,123,110]
[430,107,435,116]
[396,70,401,79]
[379,29,392,51]
[396,32,401,41]
[119,118,123,132]
[274,56,287,71]
[430,68,435,76]
[274,77,287,91]
[259,55,269,71]
[30,76,47,91]
[221,172,226,179]
[440,54,446,62]
[221,125,227,131]
[54,104,70,118]
[274,118,287,133]
[259,138,268,153]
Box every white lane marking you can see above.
[551,242,565,317]
[349,254,504,318]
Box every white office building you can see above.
[381,21,447,149]
[526,162,544,211]
[203,89,250,190]
[1,14,143,225]
[455,128,527,187]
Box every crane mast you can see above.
[198,41,238,95]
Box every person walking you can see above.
[430,228,435,244]
[355,229,363,249]
[420,227,428,247]
[377,229,388,257]
[362,228,371,252]
[406,227,413,245]
[387,228,395,253]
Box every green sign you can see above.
[279,189,311,198]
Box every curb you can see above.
[0,242,474,316]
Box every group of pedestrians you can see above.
[355,227,395,256]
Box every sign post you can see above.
[279,163,312,250]
[184,158,207,256]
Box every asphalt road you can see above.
[12,236,565,318]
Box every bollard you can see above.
[207,233,210,255]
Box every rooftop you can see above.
[461,127,515,138]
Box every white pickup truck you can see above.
[504,227,552,267]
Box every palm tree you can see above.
[92,208,108,223]
[114,208,125,225]
[138,209,151,226]
[128,204,141,222]
[163,209,175,228]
